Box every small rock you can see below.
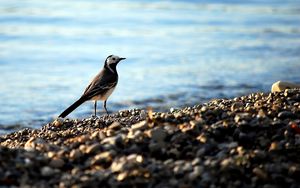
[41,166,55,177]
[278,111,295,119]
[231,102,243,112]
[148,142,161,153]
[85,143,102,154]
[188,166,203,180]
[148,127,167,143]
[49,158,65,168]
[131,121,148,131]
[140,110,147,119]
[108,122,122,130]
[101,135,123,146]
[24,137,49,151]
[253,167,268,180]
[52,118,63,127]
[69,149,82,160]
[111,158,127,172]
[91,151,113,165]
[234,113,251,122]
[117,172,128,181]
[269,142,279,151]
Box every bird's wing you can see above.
[82,71,118,99]
[83,81,117,99]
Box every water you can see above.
[1,0,300,133]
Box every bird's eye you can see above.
[112,58,116,60]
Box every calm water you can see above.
[1,0,300,133]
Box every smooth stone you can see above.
[101,135,123,146]
[52,118,63,127]
[69,149,82,160]
[231,102,243,112]
[108,122,122,130]
[49,158,65,168]
[188,166,203,180]
[234,113,251,122]
[271,81,300,92]
[253,167,268,180]
[24,137,47,151]
[117,172,128,181]
[139,110,147,119]
[148,127,167,143]
[148,142,161,153]
[85,143,102,154]
[278,111,295,119]
[41,166,55,177]
[91,151,113,165]
[111,159,127,172]
[131,121,148,131]
[127,130,143,140]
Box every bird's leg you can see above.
[104,100,109,115]
[94,101,97,117]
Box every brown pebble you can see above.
[231,102,243,112]
[85,143,102,154]
[253,167,268,180]
[52,119,63,127]
[49,158,65,168]
[69,149,82,160]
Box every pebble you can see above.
[52,118,63,127]
[148,127,167,143]
[111,158,127,172]
[108,122,122,131]
[69,149,82,160]
[278,111,295,119]
[49,158,65,168]
[253,167,268,180]
[231,102,243,112]
[90,151,113,165]
[101,135,123,146]
[188,166,203,180]
[85,143,102,154]
[41,166,55,177]
[131,120,148,131]
[24,137,49,151]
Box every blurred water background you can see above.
[1,0,300,134]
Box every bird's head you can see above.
[105,55,126,66]
[104,55,126,73]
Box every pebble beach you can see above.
[1,89,300,187]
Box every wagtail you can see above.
[58,55,126,118]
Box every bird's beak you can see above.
[119,57,126,61]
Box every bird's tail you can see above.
[59,97,87,118]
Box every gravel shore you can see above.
[1,89,300,188]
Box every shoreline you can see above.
[1,89,300,187]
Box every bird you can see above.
[58,55,126,118]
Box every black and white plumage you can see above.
[58,55,126,118]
